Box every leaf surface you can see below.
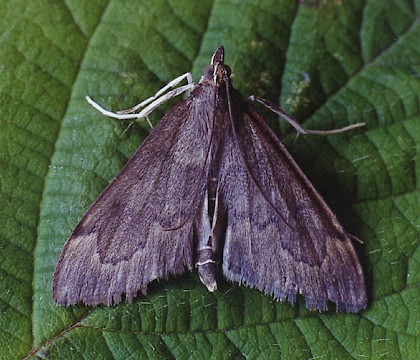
[0,1,418,359]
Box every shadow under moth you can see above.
[53,46,367,312]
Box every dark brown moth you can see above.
[53,47,367,312]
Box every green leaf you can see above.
[0,0,418,359]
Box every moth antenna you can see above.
[162,93,217,232]
[224,77,292,230]
[248,96,365,135]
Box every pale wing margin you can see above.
[220,102,367,312]
[53,85,214,306]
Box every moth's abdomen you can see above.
[193,176,224,292]
[196,243,218,291]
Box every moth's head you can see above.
[201,46,232,86]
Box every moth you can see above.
[53,46,367,312]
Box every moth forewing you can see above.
[54,46,367,312]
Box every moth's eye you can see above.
[225,66,231,77]
[203,65,214,79]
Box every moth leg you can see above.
[248,95,365,135]
[349,233,364,244]
[85,72,195,121]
